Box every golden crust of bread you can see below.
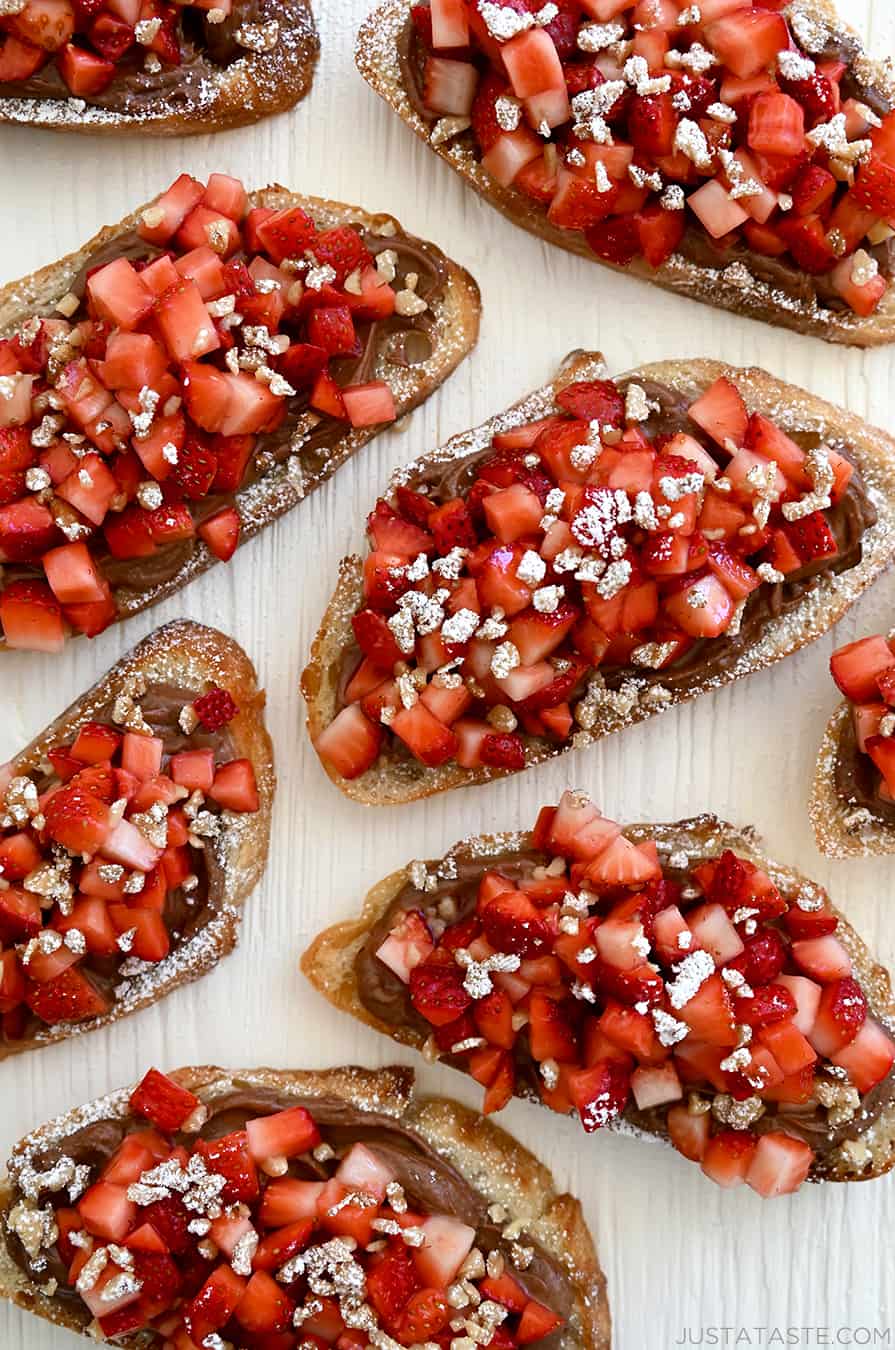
[0,1064,611,1350]
[0,619,275,1061]
[302,814,895,1185]
[301,350,895,804]
[0,0,318,135]
[0,186,480,651]
[356,0,895,346]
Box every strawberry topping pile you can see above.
[0,172,401,653]
[374,794,895,1196]
[5,1067,566,1347]
[412,0,895,318]
[0,684,258,1041]
[830,629,895,805]
[315,370,856,782]
[2,0,248,99]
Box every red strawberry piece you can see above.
[246,1104,320,1162]
[668,72,716,118]
[409,955,472,1027]
[129,1067,201,1132]
[313,226,370,283]
[194,1131,259,1204]
[368,499,433,555]
[810,976,867,1056]
[0,833,41,882]
[852,154,895,217]
[705,849,749,909]
[561,60,603,96]
[701,1129,757,1190]
[25,966,111,1025]
[88,12,135,61]
[777,214,838,274]
[193,686,239,731]
[584,215,641,266]
[556,379,624,426]
[307,305,358,357]
[278,342,328,389]
[567,1059,631,1132]
[141,1195,192,1254]
[234,1270,295,1334]
[0,34,47,81]
[790,163,837,217]
[479,732,526,772]
[131,1249,182,1319]
[628,91,678,157]
[367,1242,422,1327]
[397,1289,450,1344]
[170,436,218,500]
[727,928,787,986]
[352,608,403,669]
[778,70,836,127]
[0,499,62,562]
[479,1271,527,1313]
[782,511,838,563]
[481,889,549,957]
[738,983,797,1029]
[364,552,411,611]
[43,782,112,854]
[783,904,838,941]
[410,1,434,47]
[519,657,587,711]
[255,206,317,265]
[208,759,259,813]
[198,506,240,562]
[529,989,579,1063]
[470,71,510,153]
[518,1301,563,1344]
[253,1217,316,1273]
[396,485,435,528]
[429,498,478,552]
[184,1267,248,1344]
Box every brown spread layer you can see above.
[353,847,895,1172]
[7,224,447,603]
[397,16,895,312]
[4,1085,576,1340]
[6,681,232,1047]
[833,707,895,826]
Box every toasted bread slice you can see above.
[0,1063,610,1350]
[811,694,895,859]
[356,0,895,346]
[0,620,274,1060]
[303,809,895,1190]
[302,351,895,804]
[0,0,318,135]
[0,184,479,652]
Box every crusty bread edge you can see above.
[0,0,319,135]
[301,814,895,1187]
[0,619,275,1061]
[0,1063,610,1350]
[0,187,480,650]
[301,351,895,805]
[355,0,895,347]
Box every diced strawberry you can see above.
[184,1267,248,1344]
[808,976,867,1057]
[368,1242,422,1324]
[409,955,472,1026]
[234,1270,295,1334]
[666,1101,711,1162]
[208,758,259,812]
[585,214,642,265]
[830,1018,895,1093]
[677,973,737,1046]
[423,55,478,114]
[391,703,458,767]
[195,1131,259,1204]
[481,889,550,957]
[745,1132,814,1198]
[831,635,895,702]
[314,705,383,780]
[130,1068,201,1132]
[791,934,852,982]
[246,1105,320,1162]
[782,511,837,564]
[585,834,661,886]
[413,1214,475,1288]
[688,376,748,447]
[567,1058,631,1131]
[0,579,65,652]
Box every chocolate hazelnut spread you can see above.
[4,681,233,1048]
[3,1085,576,1337]
[5,225,448,603]
[353,844,895,1172]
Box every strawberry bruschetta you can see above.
[0,620,274,1058]
[0,0,318,134]
[303,352,895,802]
[303,795,895,1196]
[811,626,895,857]
[0,172,480,653]
[0,1063,610,1349]
[357,0,895,344]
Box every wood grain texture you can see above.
[2,2,895,1345]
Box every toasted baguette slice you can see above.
[812,699,895,858]
[356,0,895,346]
[303,811,895,1189]
[0,185,479,651]
[0,0,318,135]
[0,1063,610,1350]
[302,351,895,804]
[0,619,274,1060]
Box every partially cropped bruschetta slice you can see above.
[0,0,318,134]
[0,1063,610,1350]
[357,0,895,344]
[0,172,480,652]
[302,352,895,803]
[303,795,895,1196]
[0,620,274,1057]
[811,626,895,857]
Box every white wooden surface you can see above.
[3,4,895,1345]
